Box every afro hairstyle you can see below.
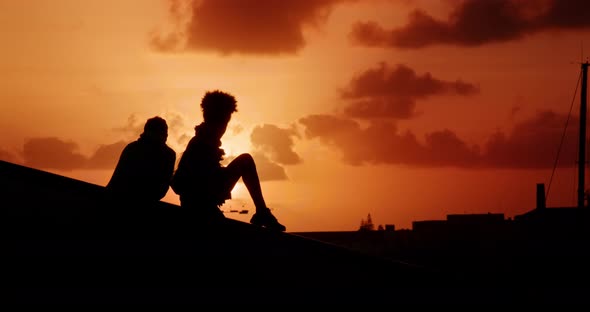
[200,90,238,123]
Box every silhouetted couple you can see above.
[106,91,285,231]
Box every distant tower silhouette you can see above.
[536,183,546,210]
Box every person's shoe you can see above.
[250,208,286,232]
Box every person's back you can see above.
[107,116,176,205]
[172,124,230,208]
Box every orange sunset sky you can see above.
[2,0,590,232]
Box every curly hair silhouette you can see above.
[201,90,238,123]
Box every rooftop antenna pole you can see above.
[577,60,588,208]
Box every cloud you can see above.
[340,62,479,119]
[13,115,185,172]
[112,114,143,138]
[223,152,288,181]
[299,114,479,166]
[20,137,128,171]
[231,124,244,136]
[113,112,190,153]
[482,110,578,169]
[350,0,590,49]
[299,110,578,169]
[151,0,345,55]
[250,124,302,165]
[86,141,128,170]
[252,152,289,181]
[161,110,193,149]
[22,137,88,170]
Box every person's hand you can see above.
[217,148,225,161]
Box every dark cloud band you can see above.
[350,0,590,49]
[299,110,577,169]
[151,0,346,55]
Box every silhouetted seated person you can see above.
[106,116,176,211]
[171,90,286,231]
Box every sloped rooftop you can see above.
[0,160,536,304]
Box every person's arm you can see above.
[106,144,132,191]
[154,148,176,201]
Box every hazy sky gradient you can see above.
[1,0,589,231]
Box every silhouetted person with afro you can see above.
[172,90,286,231]
[107,116,176,205]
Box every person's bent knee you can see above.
[235,153,254,164]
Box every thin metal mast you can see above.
[577,61,588,208]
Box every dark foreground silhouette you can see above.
[0,159,548,304]
[0,160,425,303]
[172,90,285,231]
[107,116,176,204]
